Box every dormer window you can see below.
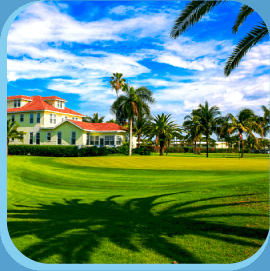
[14,100,21,108]
[56,100,64,108]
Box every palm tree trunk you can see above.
[206,135,209,158]
[137,134,141,148]
[241,136,244,158]
[195,140,197,154]
[160,140,165,156]
[129,118,133,156]
[7,138,9,155]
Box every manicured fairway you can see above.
[7,155,269,264]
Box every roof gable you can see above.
[7,95,85,116]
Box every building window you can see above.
[50,114,53,124]
[72,117,75,120]
[76,118,78,121]
[36,132,40,145]
[65,116,68,120]
[47,132,51,141]
[57,132,62,145]
[87,133,90,145]
[116,136,122,145]
[29,132,33,145]
[11,115,15,122]
[11,138,14,142]
[60,101,63,108]
[71,132,76,145]
[36,113,40,123]
[105,136,114,146]
[90,136,94,145]
[17,100,21,107]
[54,114,56,124]
[57,101,60,108]
[20,114,24,122]
[29,113,34,124]
[95,136,99,146]
[14,100,17,108]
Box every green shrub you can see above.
[8,145,78,157]
[133,147,151,155]
[116,142,129,155]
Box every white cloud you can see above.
[109,5,135,15]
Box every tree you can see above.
[111,85,155,156]
[133,116,151,148]
[106,119,119,124]
[7,119,25,155]
[83,113,105,123]
[226,108,262,158]
[149,114,182,156]
[258,104,270,138]
[170,1,268,76]
[110,73,126,97]
[193,101,221,157]
[183,110,203,154]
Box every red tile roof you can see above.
[42,96,66,101]
[70,120,125,131]
[7,95,32,101]
[7,95,85,116]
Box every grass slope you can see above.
[7,155,269,264]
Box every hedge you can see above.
[8,145,78,157]
[133,146,151,155]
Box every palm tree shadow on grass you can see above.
[8,192,268,264]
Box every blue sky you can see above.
[7,1,269,124]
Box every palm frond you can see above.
[224,21,268,76]
[170,0,225,38]
[232,5,254,34]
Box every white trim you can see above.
[43,98,67,102]
[7,98,33,102]
[70,131,76,145]
[39,120,127,133]
[7,109,85,117]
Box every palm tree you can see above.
[226,108,262,158]
[7,119,25,155]
[170,1,268,76]
[183,110,203,154]
[193,101,221,157]
[110,73,126,97]
[259,104,270,138]
[83,113,105,123]
[149,114,182,156]
[133,115,151,148]
[111,85,155,156]
[106,119,119,124]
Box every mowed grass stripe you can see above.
[7,156,269,264]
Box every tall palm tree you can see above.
[183,111,203,154]
[111,85,155,156]
[83,113,105,123]
[7,119,25,155]
[170,1,268,76]
[110,73,126,97]
[193,101,221,157]
[149,114,182,156]
[226,108,262,158]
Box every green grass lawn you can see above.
[7,155,269,264]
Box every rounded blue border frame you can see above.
[0,0,269,270]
